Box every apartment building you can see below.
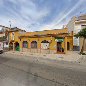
[67,14,86,51]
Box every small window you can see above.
[23,41,28,48]
[31,41,37,48]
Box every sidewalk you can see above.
[4,51,84,62]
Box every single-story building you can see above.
[18,28,73,54]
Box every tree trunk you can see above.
[81,38,85,53]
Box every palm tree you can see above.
[75,28,86,53]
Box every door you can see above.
[57,42,61,52]
[67,42,70,50]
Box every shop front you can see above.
[18,29,73,54]
[55,37,64,53]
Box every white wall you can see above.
[67,17,86,34]
[79,38,86,51]
[74,22,86,34]
[67,17,77,33]
[74,24,81,34]
[0,33,5,37]
[4,42,9,48]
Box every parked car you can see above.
[0,42,3,54]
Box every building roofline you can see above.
[30,28,67,32]
[19,32,70,38]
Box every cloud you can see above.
[0,0,86,31]
[40,24,63,31]
[38,0,85,31]
[0,0,4,6]
[0,0,50,31]
[50,0,84,28]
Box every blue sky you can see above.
[0,0,86,31]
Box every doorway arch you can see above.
[22,41,28,48]
[41,40,49,49]
[67,42,70,50]
[15,42,20,51]
[31,41,37,48]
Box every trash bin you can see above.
[16,46,20,51]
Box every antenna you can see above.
[9,21,11,29]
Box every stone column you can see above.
[19,41,22,52]
[64,37,67,54]
[13,42,15,51]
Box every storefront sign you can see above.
[55,38,64,42]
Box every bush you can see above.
[80,52,86,55]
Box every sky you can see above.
[0,0,86,31]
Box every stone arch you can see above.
[41,40,49,43]
[22,41,28,48]
[31,41,37,48]
[15,42,20,51]
[41,40,49,49]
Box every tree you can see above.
[75,28,86,53]
[0,36,7,41]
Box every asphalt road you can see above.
[0,54,86,86]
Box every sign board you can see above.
[73,37,79,46]
[55,39,64,42]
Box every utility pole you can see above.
[9,21,11,29]
[9,21,14,51]
[8,21,12,50]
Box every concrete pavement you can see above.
[4,51,85,62]
[0,54,86,86]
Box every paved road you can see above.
[0,54,86,86]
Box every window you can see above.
[23,41,28,48]
[31,41,37,48]
[41,40,49,49]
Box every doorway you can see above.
[15,42,20,51]
[57,42,62,52]
[9,42,13,50]
[67,42,70,50]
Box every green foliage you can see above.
[75,28,86,54]
[80,52,86,55]
[75,28,86,38]
[55,37,63,39]
[0,36,7,41]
